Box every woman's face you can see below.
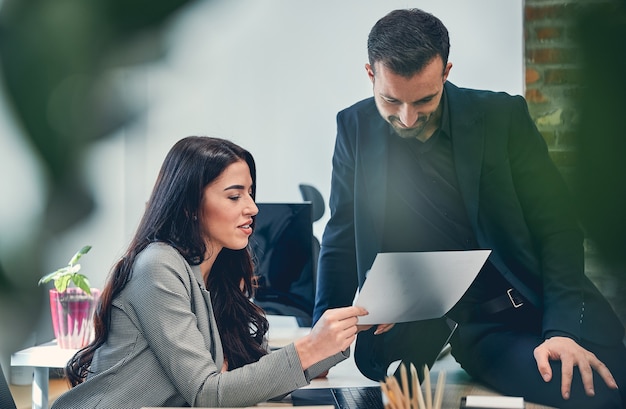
[199,160,258,256]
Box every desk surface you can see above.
[272,321,555,409]
[11,317,555,409]
[10,341,77,369]
[139,352,553,408]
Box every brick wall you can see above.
[524,0,626,326]
[524,0,581,175]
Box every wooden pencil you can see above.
[433,370,446,409]
[400,363,410,408]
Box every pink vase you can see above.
[49,288,100,349]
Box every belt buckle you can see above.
[507,288,524,308]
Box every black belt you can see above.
[480,288,525,315]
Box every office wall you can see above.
[141,0,524,237]
[0,0,523,344]
[85,0,523,265]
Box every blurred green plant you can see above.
[0,0,194,357]
[38,245,92,295]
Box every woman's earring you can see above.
[193,215,198,221]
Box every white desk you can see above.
[10,319,554,409]
[272,326,554,409]
[7,321,316,409]
[10,340,76,409]
[7,320,372,409]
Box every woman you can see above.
[52,136,368,408]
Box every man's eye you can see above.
[415,98,433,105]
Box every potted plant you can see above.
[38,245,100,349]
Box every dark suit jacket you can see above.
[314,82,624,353]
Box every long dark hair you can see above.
[66,136,269,386]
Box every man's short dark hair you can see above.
[367,8,450,77]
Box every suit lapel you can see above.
[359,108,391,250]
[357,85,485,252]
[446,83,485,235]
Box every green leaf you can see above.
[68,245,92,266]
[72,275,92,295]
[55,275,72,292]
[39,245,95,294]
[38,271,58,285]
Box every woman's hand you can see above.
[357,323,396,335]
[294,306,368,370]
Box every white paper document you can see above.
[355,250,491,325]
[462,395,525,408]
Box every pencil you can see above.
[411,363,426,409]
[387,375,405,409]
[409,363,418,408]
[400,363,410,408]
[381,381,396,409]
[433,370,446,409]
[424,365,432,409]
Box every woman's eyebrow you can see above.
[223,184,246,191]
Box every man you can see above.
[313,8,626,409]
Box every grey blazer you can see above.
[52,242,346,408]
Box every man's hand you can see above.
[533,336,618,400]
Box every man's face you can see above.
[366,57,452,141]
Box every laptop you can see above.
[291,386,384,409]
[291,318,457,408]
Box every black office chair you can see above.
[0,365,18,409]
[250,186,326,328]
[251,203,316,327]
[298,184,325,223]
[298,184,326,285]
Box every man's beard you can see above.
[389,115,429,139]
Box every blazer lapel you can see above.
[357,87,484,249]
[446,83,485,235]
[359,111,391,248]
[191,265,225,370]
